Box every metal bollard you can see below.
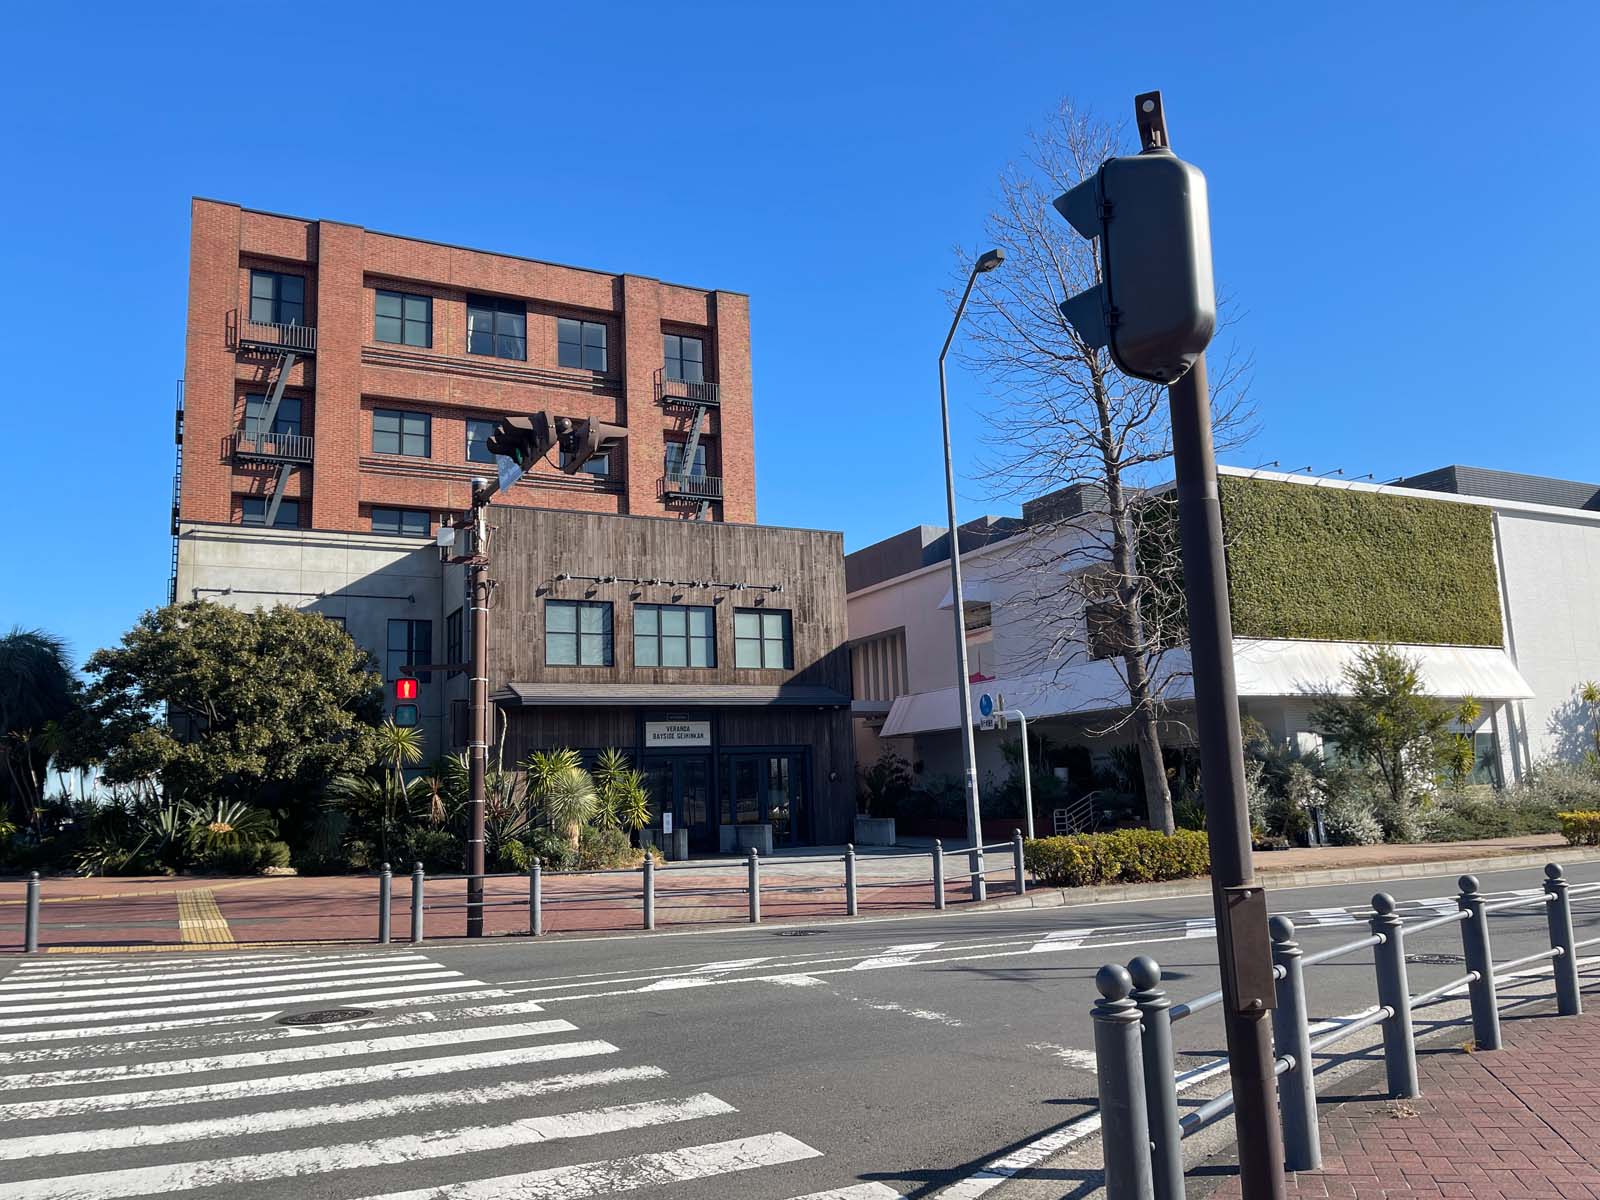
[1013,829,1027,896]
[748,847,761,924]
[844,844,858,916]
[1370,892,1419,1098]
[1128,955,1183,1200]
[529,858,543,937]
[970,846,987,903]
[410,862,425,945]
[378,863,392,945]
[642,853,656,931]
[932,839,946,910]
[1092,963,1155,1200]
[1270,916,1321,1172]
[1545,863,1582,1017]
[24,871,40,955]
[1457,874,1501,1050]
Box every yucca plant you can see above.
[614,768,652,834]
[526,748,597,850]
[327,772,424,865]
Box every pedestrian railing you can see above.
[1090,863,1600,1200]
[6,833,1034,952]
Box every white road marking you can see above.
[0,975,483,1029]
[0,967,462,1016]
[5,1093,737,1200]
[0,1064,668,1161]
[0,960,453,1002]
[0,999,550,1066]
[852,941,943,970]
[0,1039,620,1120]
[0,953,428,990]
[767,974,827,987]
[5,949,382,977]
[1,1018,576,1089]
[363,987,514,1008]
[1028,1043,1099,1071]
[342,1132,824,1200]
[1030,930,1088,953]
[854,999,961,1027]
[1185,918,1215,939]
[784,1186,903,1199]
[0,1012,276,1046]
[693,956,774,973]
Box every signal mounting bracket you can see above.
[1135,90,1169,152]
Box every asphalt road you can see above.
[3,857,1597,1200]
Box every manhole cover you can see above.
[277,1007,374,1026]
[1406,953,1465,966]
[773,929,826,937]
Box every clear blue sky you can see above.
[2,1,1596,668]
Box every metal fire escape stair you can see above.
[168,381,184,604]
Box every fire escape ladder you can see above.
[680,403,712,521]
[263,463,293,529]
[254,349,298,434]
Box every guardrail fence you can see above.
[1091,862,1599,1199]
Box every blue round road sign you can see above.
[978,693,994,718]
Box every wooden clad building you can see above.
[447,505,855,850]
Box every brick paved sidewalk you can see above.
[1208,999,1600,1199]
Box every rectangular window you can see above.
[634,604,716,669]
[557,318,608,371]
[1086,601,1130,662]
[663,333,704,384]
[373,409,431,457]
[387,619,433,685]
[374,289,432,348]
[445,607,463,673]
[370,507,430,537]
[466,418,497,464]
[466,295,527,360]
[240,497,300,528]
[734,608,793,669]
[249,270,305,326]
[243,395,302,437]
[559,448,610,477]
[665,441,708,478]
[545,600,614,667]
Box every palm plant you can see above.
[183,798,277,858]
[327,771,423,864]
[614,768,652,834]
[375,720,425,786]
[0,627,81,828]
[526,748,597,850]
[442,748,530,866]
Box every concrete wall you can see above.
[175,520,448,756]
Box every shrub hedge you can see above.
[1024,829,1210,888]
[1558,811,1600,846]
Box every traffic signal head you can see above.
[394,676,418,702]
[393,675,419,727]
[1053,145,1216,384]
[485,413,557,469]
[558,417,627,474]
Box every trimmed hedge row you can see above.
[1023,829,1210,888]
[1558,811,1600,846]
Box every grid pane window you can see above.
[375,290,432,348]
[466,418,497,464]
[373,409,431,457]
[466,295,527,360]
[249,271,305,326]
[664,442,708,478]
[370,507,430,537]
[387,619,433,685]
[240,497,300,528]
[545,600,614,667]
[663,334,704,384]
[557,318,608,371]
[446,608,463,672]
[634,604,715,669]
[243,395,302,437]
[734,608,793,669]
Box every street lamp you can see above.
[938,247,1004,856]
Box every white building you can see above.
[847,465,1600,797]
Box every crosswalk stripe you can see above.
[342,1131,824,1200]
[0,1038,621,1120]
[0,961,455,1002]
[0,966,462,1015]
[0,1065,670,1161]
[3,1093,737,1200]
[362,987,514,1009]
[0,975,479,1028]
[785,1185,903,1199]
[5,950,377,977]
[1184,918,1215,940]
[0,1013,276,1045]
[1,1017,576,1089]
[0,999,550,1067]
[0,953,430,990]
[852,942,943,971]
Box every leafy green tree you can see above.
[83,603,384,826]
[1310,646,1468,839]
[0,627,88,827]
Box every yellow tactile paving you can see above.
[176,888,234,944]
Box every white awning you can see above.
[878,640,1532,738]
[937,579,994,610]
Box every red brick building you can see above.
[175,197,756,549]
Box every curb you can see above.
[984,844,1600,913]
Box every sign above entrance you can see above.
[644,721,712,748]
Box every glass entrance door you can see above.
[640,755,715,853]
[724,752,807,847]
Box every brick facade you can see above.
[178,199,757,537]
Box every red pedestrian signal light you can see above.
[394,677,418,702]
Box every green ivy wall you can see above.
[1215,477,1503,646]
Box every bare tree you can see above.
[957,99,1253,834]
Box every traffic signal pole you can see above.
[1168,354,1285,1200]
[465,484,492,938]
